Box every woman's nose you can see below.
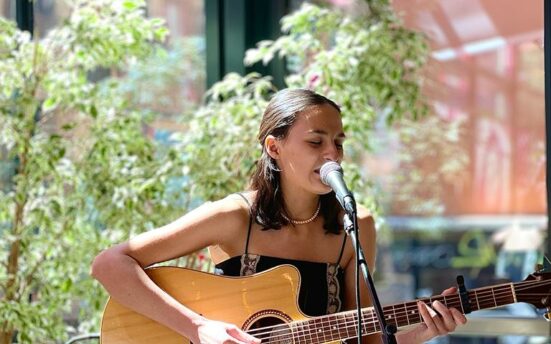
[323,144,341,162]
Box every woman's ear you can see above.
[265,135,280,159]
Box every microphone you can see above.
[320,161,356,215]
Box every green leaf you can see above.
[123,0,139,10]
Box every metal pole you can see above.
[545,0,551,256]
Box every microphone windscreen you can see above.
[320,161,343,186]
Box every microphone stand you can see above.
[343,212,396,344]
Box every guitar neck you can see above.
[284,281,518,342]
[375,281,517,329]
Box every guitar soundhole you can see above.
[244,310,293,343]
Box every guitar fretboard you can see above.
[256,282,517,343]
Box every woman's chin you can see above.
[317,185,333,195]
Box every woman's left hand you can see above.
[396,287,467,344]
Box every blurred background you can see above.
[0,0,547,343]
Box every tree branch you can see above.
[17,220,69,300]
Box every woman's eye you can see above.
[308,141,322,145]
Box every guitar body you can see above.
[101,265,340,344]
[101,260,551,343]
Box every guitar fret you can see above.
[327,315,335,341]
[289,322,296,343]
[399,302,410,327]
[332,315,340,340]
[405,302,411,325]
[364,308,369,333]
[404,302,413,325]
[491,288,497,307]
[382,304,396,326]
[336,313,344,339]
[341,314,349,338]
[375,307,383,333]
[327,315,334,341]
[455,292,465,314]
[309,318,314,342]
[318,317,326,342]
[474,289,480,311]
[362,308,370,335]
[344,313,353,338]
[510,283,517,303]
[349,312,355,337]
[356,312,362,337]
[293,321,299,343]
[334,315,343,340]
[324,316,331,340]
[321,316,328,342]
[450,294,462,312]
[308,317,316,342]
[412,301,421,323]
[294,320,301,343]
[405,302,412,326]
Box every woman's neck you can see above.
[280,184,320,221]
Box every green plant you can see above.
[0,0,468,342]
[182,1,431,216]
[0,1,185,342]
[243,1,467,216]
[245,1,430,139]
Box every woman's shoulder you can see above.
[224,191,256,209]
[207,192,256,261]
[357,205,376,240]
[339,204,376,268]
[355,204,375,225]
[205,191,256,231]
[215,191,256,218]
[200,190,252,209]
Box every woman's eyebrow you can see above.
[307,129,346,138]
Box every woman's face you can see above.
[269,103,345,195]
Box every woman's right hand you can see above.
[193,319,261,344]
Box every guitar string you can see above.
[245,278,551,341]
[246,290,526,341]
[245,286,514,337]
[244,280,550,341]
[248,295,523,343]
[247,276,551,337]
[312,281,551,343]
[246,277,551,337]
[514,279,551,291]
[251,304,452,342]
[253,293,508,344]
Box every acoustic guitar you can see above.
[100,263,551,343]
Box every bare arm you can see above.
[91,196,260,344]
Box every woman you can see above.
[92,89,466,343]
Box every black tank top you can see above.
[214,194,347,316]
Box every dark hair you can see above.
[249,88,342,234]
